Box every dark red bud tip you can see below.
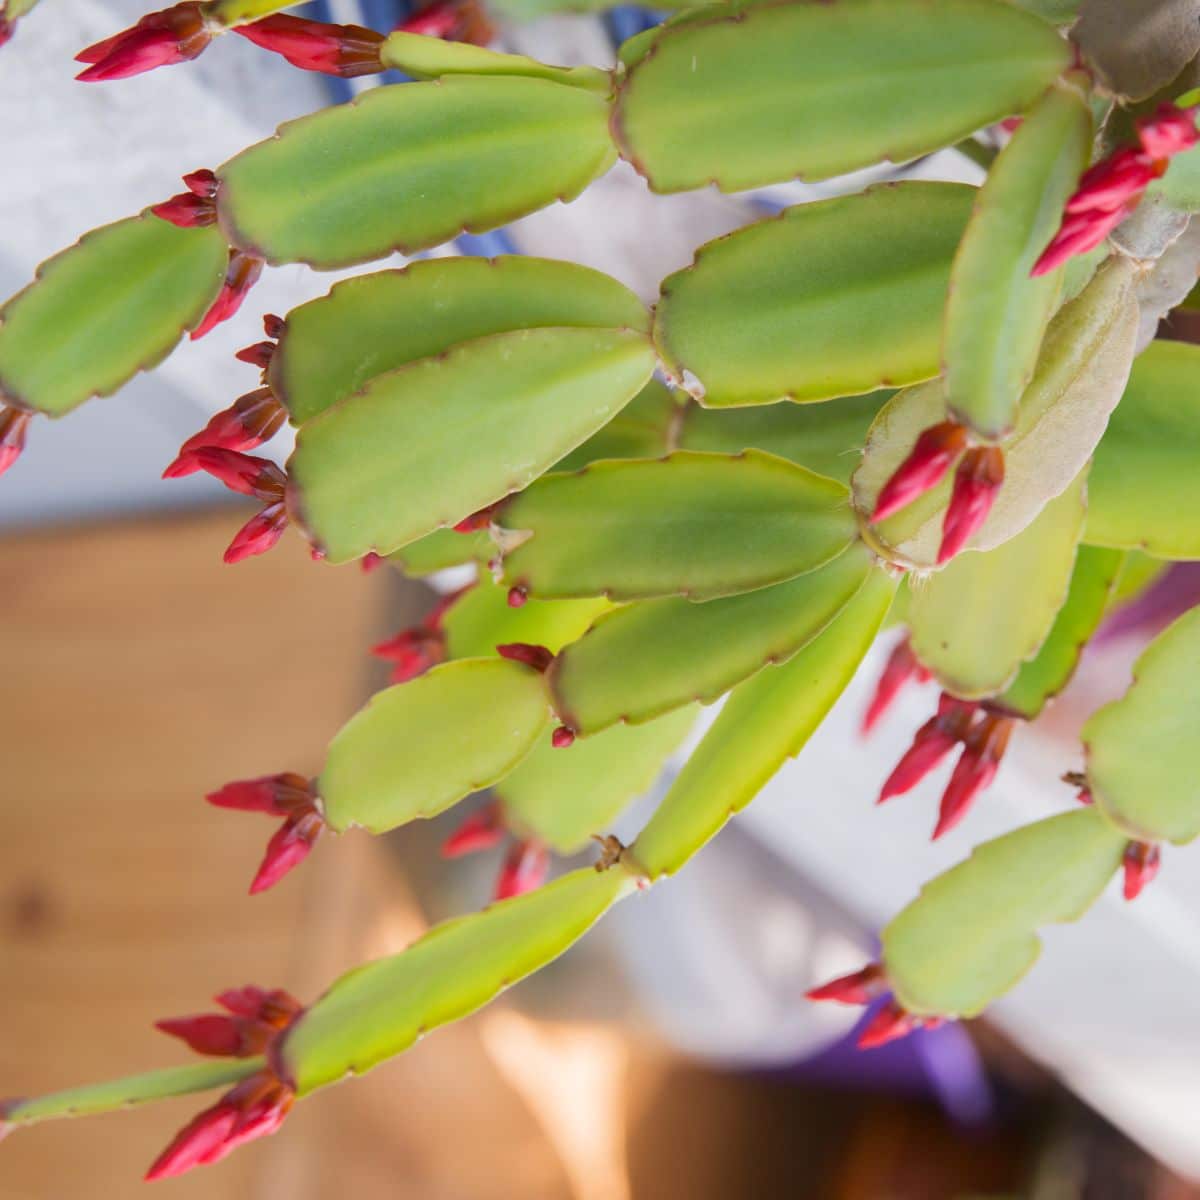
[856,1001,923,1050]
[0,18,14,48]
[552,726,576,749]
[151,192,217,228]
[507,586,528,609]
[186,446,286,500]
[1122,840,1161,901]
[931,715,1015,840]
[155,1015,246,1058]
[233,14,384,77]
[249,810,323,894]
[496,642,554,674]
[937,446,1004,565]
[0,407,32,478]
[76,3,211,82]
[494,840,549,901]
[235,340,276,369]
[1077,788,1093,806]
[454,501,503,533]
[442,802,505,858]
[370,626,446,684]
[310,547,326,562]
[225,502,288,564]
[360,552,386,574]
[872,422,967,524]
[862,637,932,735]
[182,168,218,197]
[262,313,285,339]
[806,962,886,1006]
[191,252,265,342]
[877,695,978,804]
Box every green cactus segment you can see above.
[1083,607,1200,844]
[678,392,889,486]
[380,32,612,93]
[943,80,1092,441]
[500,707,697,853]
[0,217,227,418]
[289,327,656,563]
[553,378,681,472]
[272,257,648,425]
[1086,340,1200,559]
[204,0,296,24]
[2,0,41,20]
[498,452,855,602]
[883,809,1125,1017]
[217,76,617,269]
[995,545,1125,720]
[319,659,551,835]
[854,257,1138,568]
[633,568,895,880]
[1,1059,264,1126]
[387,528,493,577]
[908,472,1087,699]
[653,183,975,407]
[283,867,633,1094]
[613,0,1069,194]
[547,543,874,735]
[443,580,609,660]
[1106,549,1165,609]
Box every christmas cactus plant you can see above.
[4,0,1200,1179]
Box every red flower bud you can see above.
[360,551,386,574]
[871,421,967,523]
[0,18,13,48]
[856,1000,927,1050]
[224,501,289,563]
[163,390,286,478]
[552,726,576,749]
[185,446,286,501]
[931,713,1015,840]
[76,3,211,82]
[878,694,978,804]
[494,840,549,900]
[234,340,276,369]
[151,192,217,228]
[233,13,384,77]
[1122,840,1161,901]
[806,962,886,1006]
[862,637,932,734]
[496,642,554,674]
[250,810,323,894]
[155,1014,252,1058]
[371,628,446,683]
[0,406,31,478]
[442,801,506,858]
[1136,102,1199,160]
[454,500,504,533]
[398,1,462,37]
[507,586,528,608]
[937,446,1004,564]
[191,251,265,341]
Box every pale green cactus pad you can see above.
[907,471,1087,699]
[282,866,635,1093]
[883,808,1125,1016]
[1083,606,1200,843]
[217,76,617,268]
[0,216,227,417]
[547,543,875,734]
[271,257,648,425]
[289,327,656,562]
[554,378,681,471]
[654,183,975,406]
[387,528,493,576]
[612,0,1069,193]
[633,568,896,879]
[497,452,856,602]
[1086,339,1200,559]
[942,79,1091,440]
[320,658,552,835]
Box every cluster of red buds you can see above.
[861,636,933,734]
[442,799,551,900]
[370,586,470,683]
[876,692,1016,840]
[0,405,31,479]
[180,446,290,562]
[871,421,1005,566]
[1068,776,1162,900]
[145,984,302,1181]
[806,963,945,1049]
[75,2,210,82]
[1032,102,1200,277]
[207,772,324,893]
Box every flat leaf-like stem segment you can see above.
[1085,340,1200,559]
[854,256,1138,568]
[882,808,1125,1016]
[288,326,656,563]
[387,528,493,576]
[907,470,1087,698]
[2,1059,263,1126]
[217,76,617,269]
[653,183,976,406]
[632,568,896,879]
[994,544,1125,719]
[1084,606,1200,843]
[497,451,856,602]
[271,257,648,425]
[281,867,634,1093]
[0,216,226,417]
[547,542,876,734]
[500,707,698,853]
[612,0,1070,193]
[555,378,682,471]
[943,78,1092,440]
[319,658,552,835]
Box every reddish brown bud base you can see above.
[233,13,384,77]
[76,2,211,81]
[1123,840,1161,901]
[872,421,967,524]
[496,642,554,674]
[938,446,1004,564]
[191,251,265,341]
[163,389,286,478]
[494,840,550,900]
[0,406,31,478]
[861,637,932,734]
[442,801,506,858]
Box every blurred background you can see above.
[3,3,1200,1196]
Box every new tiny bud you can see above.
[496,642,554,674]
[552,726,576,749]
[507,586,528,608]
[1122,840,1161,901]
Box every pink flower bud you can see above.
[397,0,461,37]
[206,772,314,816]
[878,695,978,804]
[76,3,211,82]
[806,962,886,1006]
[871,421,967,523]
[507,585,528,608]
[234,340,276,369]
[360,552,386,573]
[185,446,286,501]
[442,801,506,858]
[191,251,265,341]
[931,713,1015,840]
[1136,102,1199,160]
[496,642,554,674]
[856,1000,924,1050]
[551,726,576,749]
[250,811,322,894]
[862,637,932,734]
[224,501,288,563]
[155,1015,250,1058]
[371,628,446,684]
[151,192,217,228]
[937,446,1004,564]
[1122,840,1161,901]
[182,168,218,197]
[163,390,286,477]
[0,406,31,478]
[233,13,384,77]
[0,18,14,48]
[494,840,549,900]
